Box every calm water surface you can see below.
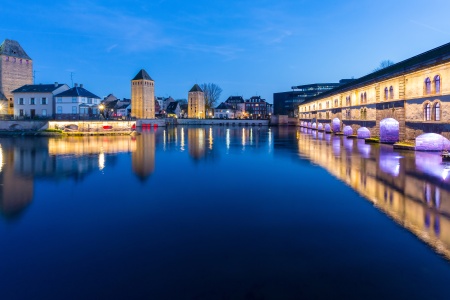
[1,126,450,299]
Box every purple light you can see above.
[318,123,323,130]
[312,122,317,129]
[343,125,353,136]
[344,138,354,151]
[380,118,399,143]
[325,124,332,133]
[357,127,371,139]
[357,139,371,158]
[415,133,450,151]
[332,137,341,156]
[415,151,450,181]
[332,118,341,132]
[307,122,311,128]
[379,150,401,177]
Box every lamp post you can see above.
[99,104,104,120]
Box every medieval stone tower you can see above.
[0,39,33,115]
[131,69,155,119]
[188,84,205,119]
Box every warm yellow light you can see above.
[99,104,104,110]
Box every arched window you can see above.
[360,93,363,104]
[434,75,441,94]
[425,77,431,94]
[326,111,329,119]
[364,92,367,103]
[389,86,394,99]
[434,102,441,121]
[384,87,388,100]
[424,103,431,121]
[360,108,364,120]
[364,108,367,120]
[334,99,338,107]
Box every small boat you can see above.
[441,150,450,161]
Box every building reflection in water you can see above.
[0,136,138,220]
[188,128,206,160]
[296,130,450,259]
[132,132,156,181]
[0,144,33,219]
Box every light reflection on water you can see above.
[296,129,450,260]
[1,126,450,298]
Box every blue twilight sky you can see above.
[1,0,450,103]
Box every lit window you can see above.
[425,77,431,94]
[434,75,441,94]
[434,102,441,121]
[424,103,431,121]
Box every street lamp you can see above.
[99,104,104,119]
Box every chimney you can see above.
[54,82,58,87]
[80,84,83,88]
[74,83,78,87]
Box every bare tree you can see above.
[200,83,222,111]
[373,60,395,72]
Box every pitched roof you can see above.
[55,86,100,99]
[132,69,153,81]
[189,84,203,92]
[0,39,32,60]
[216,102,234,110]
[226,96,244,103]
[12,84,67,93]
[0,91,6,100]
[304,41,450,104]
[166,101,179,112]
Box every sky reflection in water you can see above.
[0,126,450,299]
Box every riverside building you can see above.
[131,69,155,119]
[299,41,450,148]
[0,39,33,115]
[188,84,205,119]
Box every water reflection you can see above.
[132,132,155,181]
[295,130,450,259]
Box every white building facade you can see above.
[12,83,70,118]
[54,84,101,119]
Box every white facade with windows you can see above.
[54,84,101,119]
[12,83,70,118]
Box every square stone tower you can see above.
[188,84,205,119]
[0,39,33,115]
[131,69,155,119]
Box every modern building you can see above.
[214,102,235,119]
[188,84,205,119]
[131,69,155,119]
[245,96,271,119]
[54,84,101,119]
[298,41,450,145]
[12,83,69,118]
[0,39,33,115]
[273,82,350,117]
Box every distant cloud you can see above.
[410,20,450,35]
[106,44,118,53]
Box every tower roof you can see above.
[189,84,203,92]
[0,39,31,60]
[132,69,153,81]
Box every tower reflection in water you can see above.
[132,132,155,181]
[0,136,137,220]
[296,130,450,259]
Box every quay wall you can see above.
[176,119,269,126]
